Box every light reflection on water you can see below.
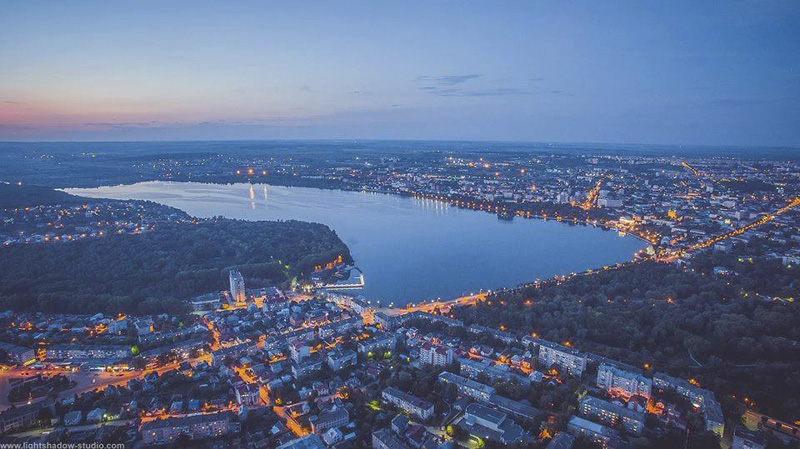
[66,181,646,306]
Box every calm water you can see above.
[67,182,646,306]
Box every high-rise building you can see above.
[229,269,246,303]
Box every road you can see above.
[376,293,487,317]
[0,354,211,412]
[8,418,136,438]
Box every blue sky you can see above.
[1,1,798,146]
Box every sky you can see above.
[1,1,799,147]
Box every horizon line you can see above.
[1,137,799,152]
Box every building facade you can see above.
[537,341,587,377]
[438,372,495,401]
[381,387,434,420]
[596,364,652,399]
[579,396,645,436]
[420,343,453,366]
[140,411,239,445]
[229,269,246,303]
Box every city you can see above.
[0,144,798,448]
[2,2,799,448]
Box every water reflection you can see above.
[66,181,646,306]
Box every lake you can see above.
[66,182,647,306]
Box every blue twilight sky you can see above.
[1,1,799,146]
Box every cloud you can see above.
[415,74,482,86]
[0,124,36,131]
[414,73,564,98]
[419,86,530,97]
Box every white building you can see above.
[420,343,453,366]
[381,387,434,420]
[596,364,652,399]
[537,341,587,377]
[229,269,246,303]
[290,341,310,363]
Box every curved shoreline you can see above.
[65,180,648,305]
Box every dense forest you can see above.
[0,218,351,315]
[0,183,83,208]
[452,249,800,422]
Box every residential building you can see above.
[210,342,256,367]
[732,427,766,449]
[579,396,645,435]
[460,403,524,445]
[326,349,357,372]
[0,400,55,434]
[537,341,587,377]
[704,399,725,438]
[420,343,453,366]
[229,269,246,303]
[290,341,310,363]
[309,407,349,434]
[46,344,130,362]
[381,387,434,420]
[596,364,652,399]
[372,428,411,449]
[487,394,542,422]
[373,312,397,331]
[653,372,725,437]
[567,416,622,448]
[140,411,239,445]
[357,334,398,355]
[235,383,260,406]
[292,358,324,379]
[545,432,576,449]
[0,342,35,366]
[438,372,495,401]
[458,357,529,384]
[653,373,706,406]
[277,434,327,449]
